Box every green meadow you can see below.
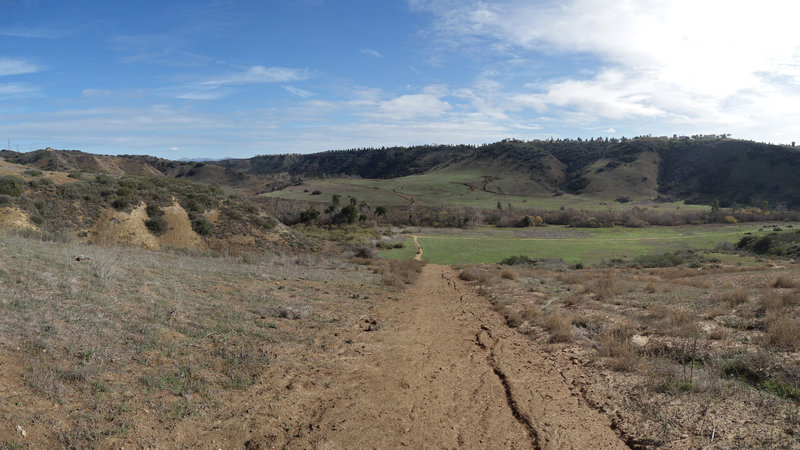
[381,223,773,265]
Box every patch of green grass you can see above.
[409,223,766,265]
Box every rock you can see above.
[16,424,26,437]
[74,255,91,262]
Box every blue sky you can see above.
[2,0,800,159]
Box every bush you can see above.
[111,196,130,210]
[634,252,684,268]
[23,168,43,177]
[712,288,749,306]
[499,255,537,266]
[773,274,796,289]
[145,216,169,235]
[544,311,574,342]
[192,216,213,236]
[0,176,24,197]
[765,313,800,351]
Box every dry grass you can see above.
[711,288,749,306]
[500,268,518,280]
[373,259,426,285]
[544,310,574,342]
[591,275,619,302]
[458,266,494,284]
[773,274,797,289]
[645,282,657,293]
[764,313,800,350]
[0,232,385,447]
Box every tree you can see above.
[710,199,720,218]
[374,206,387,217]
[331,194,341,207]
[299,207,320,224]
[338,205,358,224]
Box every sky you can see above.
[2,0,800,159]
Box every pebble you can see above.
[16,424,26,437]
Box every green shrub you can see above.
[191,216,213,236]
[111,196,130,210]
[500,255,537,266]
[23,168,43,177]
[0,176,24,197]
[145,216,169,235]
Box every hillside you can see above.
[238,137,800,208]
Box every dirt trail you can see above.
[286,265,626,449]
[413,235,423,261]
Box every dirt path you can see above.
[413,235,423,261]
[286,265,627,449]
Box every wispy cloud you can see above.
[0,83,42,99]
[0,58,40,76]
[359,48,383,58]
[200,65,310,87]
[283,85,315,98]
[0,27,68,38]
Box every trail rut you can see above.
[286,265,627,449]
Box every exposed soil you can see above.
[277,264,625,449]
[1,260,627,448]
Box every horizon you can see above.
[2,1,799,159]
[1,133,796,160]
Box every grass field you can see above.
[261,171,708,213]
[381,223,774,265]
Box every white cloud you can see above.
[283,85,315,98]
[0,58,40,76]
[360,48,383,58]
[411,0,800,141]
[605,128,616,134]
[168,146,180,151]
[375,94,452,120]
[200,65,310,87]
[0,83,42,99]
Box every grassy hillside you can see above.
[234,137,800,209]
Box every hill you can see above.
[232,137,800,209]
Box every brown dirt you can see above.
[189,264,625,449]
[0,260,626,448]
[158,201,205,249]
[0,207,38,232]
[294,265,624,448]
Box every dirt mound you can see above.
[0,207,39,232]
[159,201,205,249]
[89,203,159,249]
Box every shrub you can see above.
[23,168,43,177]
[111,196,130,210]
[544,311,574,342]
[634,252,684,268]
[765,313,800,351]
[145,216,169,235]
[373,259,426,285]
[599,322,635,358]
[500,269,518,280]
[773,274,796,289]
[192,216,213,236]
[0,176,24,197]
[499,255,537,266]
[712,288,749,306]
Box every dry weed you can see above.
[765,313,800,350]
[500,268,518,280]
[645,282,657,293]
[376,259,426,285]
[544,310,574,342]
[773,274,797,289]
[711,288,749,306]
